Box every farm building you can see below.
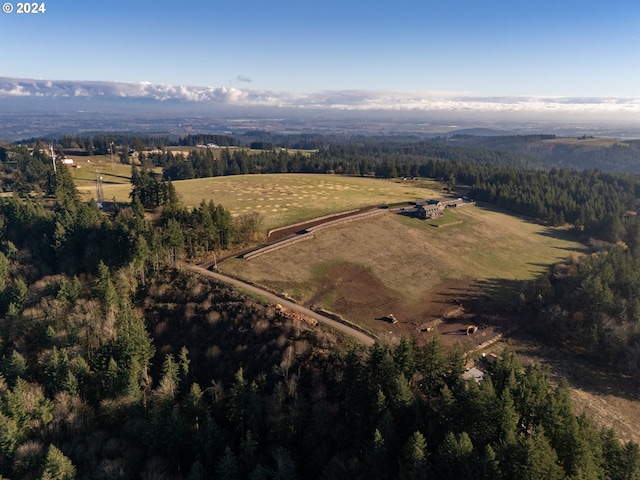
[416,203,442,219]
[463,366,485,383]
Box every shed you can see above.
[463,367,485,383]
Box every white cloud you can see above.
[0,77,639,117]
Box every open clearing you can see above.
[218,196,640,443]
[220,206,586,338]
[170,175,440,229]
[78,174,443,230]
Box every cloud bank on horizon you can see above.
[2,77,640,119]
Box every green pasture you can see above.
[67,155,132,188]
[81,174,443,230]
[220,205,586,315]
[172,175,442,229]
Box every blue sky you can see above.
[1,0,639,97]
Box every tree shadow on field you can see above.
[506,332,640,404]
[535,226,590,251]
[433,278,529,314]
[466,278,530,312]
[527,262,552,269]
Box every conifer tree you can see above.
[215,447,240,480]
[40,444,76,480]
[399,431,429,480]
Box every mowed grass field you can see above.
[68,155,163,195]
[171,175,442,229]
[77,173,443,230]
[68,156,135,189]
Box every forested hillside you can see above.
[2,135,640,478]
[515,241,640,380]
[1,250,639,478]
[436,135,640,173]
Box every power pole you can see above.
[96,170,104,209]
[50,144,57,174]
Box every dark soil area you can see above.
[303,261,508,347]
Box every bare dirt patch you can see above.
[303,262,504,344]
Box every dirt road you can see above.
[183,263,376,346]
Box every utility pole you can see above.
[50,144,57,174]
[96,170,104,209]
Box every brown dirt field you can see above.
[304,263,505,345]
[306,260,640,445]
[221,209,578,341]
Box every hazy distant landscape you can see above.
[2,77,640,142]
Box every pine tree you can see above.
[478,445,501,480]
[271,447,297,480]
[503,427,564,480]
[215,447,240,480]
[363,429,388,480]
[399,431,429,480]
[41,444,76,480]
[94,261,117,314]
[436,431,475,480]
[0,413,19,460]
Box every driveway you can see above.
[183,263,376,346]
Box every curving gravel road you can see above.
[183,263,376,346]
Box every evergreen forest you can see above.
[1,133,640,479]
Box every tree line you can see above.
[433,134,640,174]
[5,135,640,246]
[513,238,640,380]
[18,134,239,155]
